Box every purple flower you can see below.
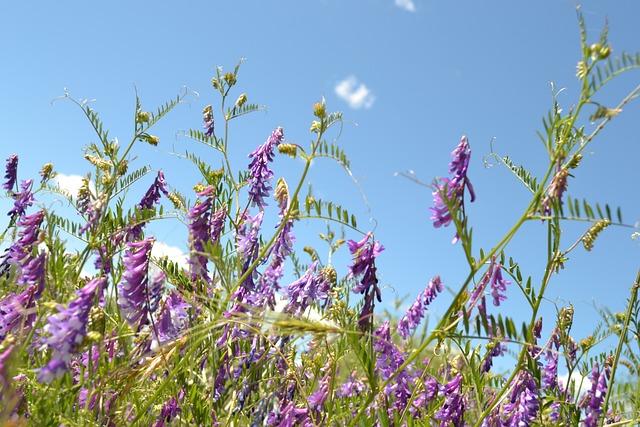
[347,233,384,329]
[0,210,45,278]
[373,321,414,415]
[210,206,226,243]
[117,237,154,331]
[542,352,558,390]
[203,105,214,138]
[38,276,105,382]
[489,261,510,306]
[247,127,284,208]
[284,262,332,317]
[435,374,465,427]
[337,373,365,397]
[582,362,608,427]
[154,395,182,427]
[0,284,39,342]
[397,275,443,339]
[128,171,170,240]
[152,292,191,346]
[138,171,169,210]
[430,136,476,243]
[502,371,539,427]
[541,163,569,215]
[3,154,18,192]
[8,180,35,219]
[187,186,215,282]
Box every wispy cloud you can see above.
[54,173,95,198]
[151,240,188,271]
[395,0,416,12]
[335,76,375,109]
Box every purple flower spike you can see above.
[430,136,476,243]
[435,374,465,427]
[502,371,539,427]
[247,127,284,208]
[489,261,510,307]
[3,154,18,192]
[347,233,384,329]
[397,275,443,339]
[138,171,170,211]
[38,276,105,382]
[187,186,215,282]
[203,105,214,138]
[0,284,39,342]
[8,180,35,219]
[118,237,154,331]
[582,362,608,427]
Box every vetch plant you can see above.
[0,10,639,427]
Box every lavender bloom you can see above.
[139,171,169,210]
[397,275,443,339]
[8,180,35,219]
[0,284,39,342]
[284,262,332,317]
[337,373,365,397]
[481,338,505,374]
[128,171,170,240]
[117,237,154,331]
[38,276,105,382]
[489,262,510,306]
[502,371,539,427]
[541,163,569,215]
[347,233,384,329]
[247,127,284,208]
[542,352,558,391]
[152,292,191,347]
[257,180,296,309]
[0,210,44,278]
[154,395,182,427]
[373,321,414,414]
[430,136,476,243]
[202,105,214,137]
[187,186,215,282]
[435,374,465,427]
[308,362,332,412]
[210,206,226,243]
[582,363,608,427]
[3,154,18,192]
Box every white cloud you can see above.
[54,173,95,198]
[395,0,416,12]
[335,76,376,109]
[151,240,189,271]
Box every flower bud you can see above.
[144,134,159,146]
[310,121,321,133]
[223,72,236,87]
[136,111,150,124]
[211,78,219,89]
[236,93,247,108]
[313,101,326,119]
[278,143,298,158]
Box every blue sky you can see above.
[2,1,640,353]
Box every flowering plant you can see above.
[1,12,639,426]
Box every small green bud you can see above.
[136,111,150,124]
[167,192,183,209]
[278,143,298,158]
[310,121,321,133]
[223,72,237,87]
[193,183,207,193]
[84,154,113,171]
[143,134,159,146]
[39,163,54,182]
[211,78,219,89]
[598,45,611,59]
[567,154,582,169]
[313,101,326,119]
[236,93,247,108]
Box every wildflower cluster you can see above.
[1,18,639,426]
